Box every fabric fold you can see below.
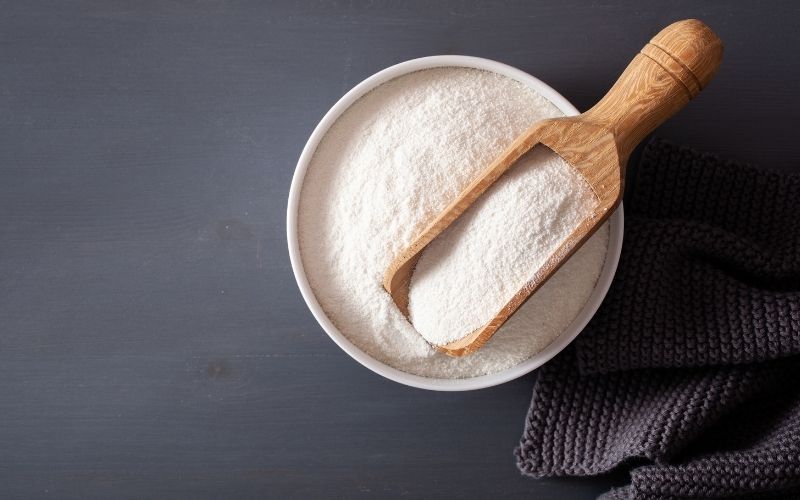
[516,139,800,499]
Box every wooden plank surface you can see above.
[1,1,797,498]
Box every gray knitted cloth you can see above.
[515,139,800,499]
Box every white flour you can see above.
[298,67,609,379]
[408,148,598,346]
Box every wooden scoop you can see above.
[384,19,723,356]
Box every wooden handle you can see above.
[583,19,723,163]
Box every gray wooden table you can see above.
[2,1,798,498]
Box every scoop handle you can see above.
[583,19,723,163]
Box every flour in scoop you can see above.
[408,148,598,346]
[298,67,609,379]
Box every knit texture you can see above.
[515,139,800,499]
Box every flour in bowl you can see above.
[298,67,609,379]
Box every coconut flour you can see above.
[408,148,598,346]
[298,67,609,379]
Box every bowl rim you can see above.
[286,55,624,391]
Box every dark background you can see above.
[1,1,798,498]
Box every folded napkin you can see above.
[516,139,800,499]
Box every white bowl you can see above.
[287,55,624,391]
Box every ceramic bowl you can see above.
[287,55,624,391]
